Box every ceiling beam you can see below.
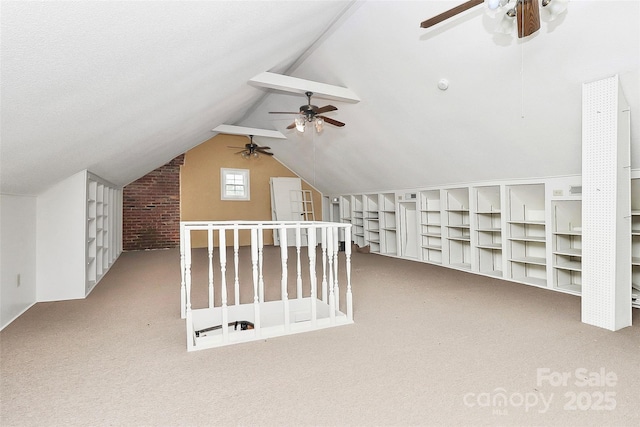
[248,72,360,103]
[212,124,287,139]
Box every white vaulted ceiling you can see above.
[1,1,639,196]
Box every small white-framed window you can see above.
[221,168,250,201]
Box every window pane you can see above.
[221,168,250,200]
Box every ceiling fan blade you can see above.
[258,146,271,150]
[314,105,338,114]
[517,0,540,38]
[420,0,483,28]
[235,150,246,155]
[286,122,296,130]
[320,116,345,127]
[269,111,300,114]
[256,149,274,156]
[227,146,246,149]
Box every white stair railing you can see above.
[180,221,353,351]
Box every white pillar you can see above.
[582,75,632,330]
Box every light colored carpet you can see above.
[1,247,639,426]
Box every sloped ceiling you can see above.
[0,0,354,195]
[2,1,639,197]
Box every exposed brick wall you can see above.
[122,155,184,251]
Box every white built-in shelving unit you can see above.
[419,189,442,264]
[444,187,471,270]
[364,193,380,253]
[552,200,582,295]
[36,170,122,302]
[86,173,121,295]
[473,185,503,277]
[379,193,397,256]
[333,173,640,314]
[506,183,547,287]
[631,177,640,308]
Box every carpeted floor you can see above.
[1,247,639,426]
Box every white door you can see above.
[270,177,304,246]
[399,201,418,258]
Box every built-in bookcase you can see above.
[419,190,442,264]
[332,173,640,312]
[340,195,364,247]
[631,178,640,308]
[552,200,582,294]
[474,186,503,277]
[444,187,471,270]
[506,183,547,287]
[86,173,121,295]
[364,194,380,253]
[379,193,397,255]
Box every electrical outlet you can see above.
[17,274,21,287]
[553,189,563,196]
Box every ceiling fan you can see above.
[227,135,273,159]
[269,91,345,133]
[420,0,563,39]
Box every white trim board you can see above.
[212,124,287,139]
[248,72,360,103]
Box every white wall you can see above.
[1,194,37,330]
[36,170,86,301]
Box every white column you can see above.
[581,75,632,331]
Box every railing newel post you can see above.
[345,224,353,321]
[180,222,186,319]
[321,226,328,303]
[233,227,240,306]
[219,229,229,342]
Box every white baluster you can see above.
[321,226,328,303]
[308,224,318,326]
[219,230,229,342]
[345,225,353,321]
[208,226,214,309]
[327,226,336,324]
[295,225,302,299]
[258,225,265,303]
[180,222,186,319]
[233,227,240,306]
[332,226,340,313]
[280,227,290,331]
[251,228,261,336]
